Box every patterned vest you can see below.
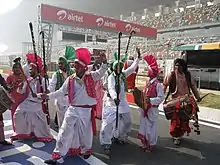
[67,73,96,104]
[143,79,159,117]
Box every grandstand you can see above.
[104,1,219,58]
[111,0,220,90]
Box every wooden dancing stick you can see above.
[40,30,50,125]
[29,22,43,93]
[125,30,135,54]
[115,32,122,135]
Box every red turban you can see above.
[75,48,91,68]
[26,53,43,69]
[143,54,159,78]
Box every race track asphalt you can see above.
[1,100,220,165]
[51,101,220,165]
[1,72,220,165]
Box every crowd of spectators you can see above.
[134,3,220,29]
[107,3,220,60]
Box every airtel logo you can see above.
[57,10,67,20]
[96,18,116,28]
[57,10,84,23]
[125,24,140,33]
[96,18,104,27]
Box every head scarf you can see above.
[144,54,159,78]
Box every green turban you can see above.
[64,46,76,62]
[113,52,128,62]
[113,61,124,71]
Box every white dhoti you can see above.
[55,99,68,128]
[52,106,93,160]
[137,107,159,147]
[100,57,140,147]
[46,64,108,161]
[100,106,132,146]
[11,100,54,142]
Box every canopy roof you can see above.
[172,42,220,51]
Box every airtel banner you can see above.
[40,4,157,39]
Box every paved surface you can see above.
[1,73,220,165]
[1,100,220,165]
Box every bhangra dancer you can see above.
[102,54,128,109]
[163,58,201,145]
[41,48,107,164]
[99,49,140,153]
[0,74,12,145]
[124,55,139,90]
[137,54,164,152]
[10,56,53,142]
[48,46,75,128]
[6,57,26,131]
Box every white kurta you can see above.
[100,58,139,146]
[48,64,107,159]
[102,72,108,108]
[12,77,53,141]
[48,70,69,128]
[138,78,164,147]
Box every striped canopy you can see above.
[172,42,220,51]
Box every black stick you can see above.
[125,30,136,54]
[40,31,49,89]
[29,22,43,91]
[115,32,122,131]
[40,30,50,125]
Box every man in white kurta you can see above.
[100,55,140,153]
[43,48,107,164]
[48,56,74,128]
[10,63,53,142]
[137,54,164,152]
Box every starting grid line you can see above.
[1,119,107,165]
[1,104,220,164]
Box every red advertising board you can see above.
[40,4,157,39]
